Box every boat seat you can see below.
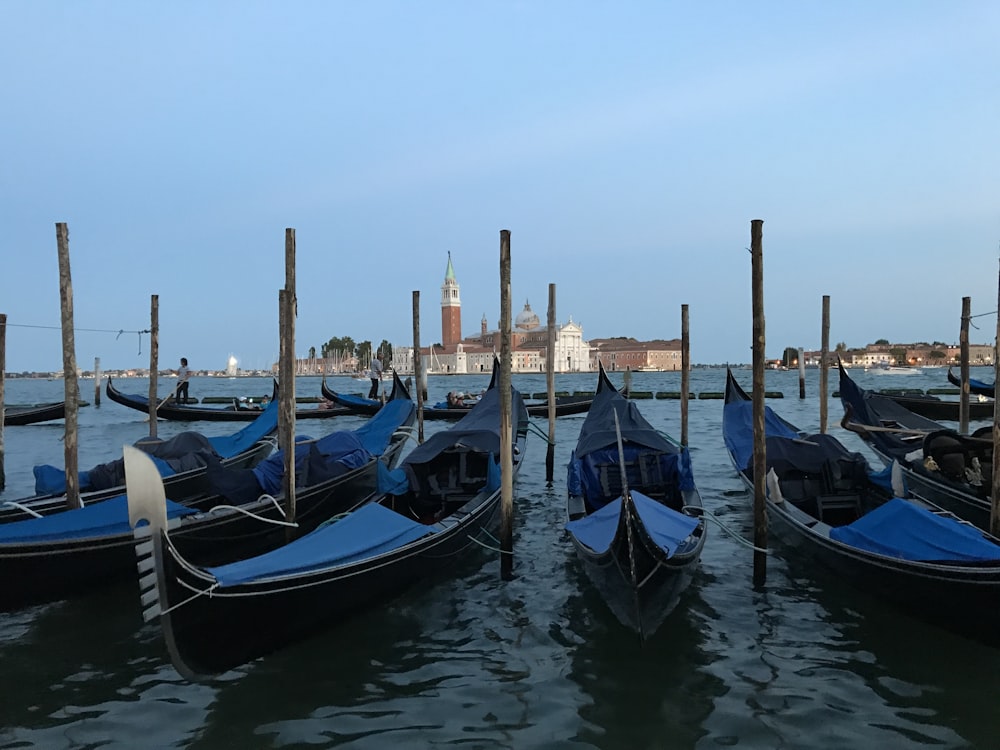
[816,493,861,525]
[595,451,672,501]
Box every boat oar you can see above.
[613,408,645,642]
[840,407,993,443]
[145,381,181,422]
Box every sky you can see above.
[2,2,998,373]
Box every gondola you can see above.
[0,383,415,611]
[838,360,994,530]
[126,362,528,680]
[106,377,351,421]
[564,363,706,639]
[321,374,594,420]
[724,368,1000,645]
[947,366,996,398]
[3,401,66,426]
[879,390,995,421]
[1,397,280,526]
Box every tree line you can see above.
[308,337,394,367]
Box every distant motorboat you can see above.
[867,364,919,375]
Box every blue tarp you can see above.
[565,490,700,556]
[721,396,801,472]
[0,495,197,544]
[830,498,1000,562]
[252,433,370,495]
[207,502,433,586]
[354,398,412,456]
[206,396,279,457]
[32,398,279,495]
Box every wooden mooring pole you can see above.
[798,347,805,399]
[280,228,297,527]
[960,296,971,435]
[750,219,767,587]
[412,290,424,443]
[545,283,556,484]
[148,295,159,438]
[93,356,101,406]
[56,222,81,509]
[0,314,5,491]
[681,304,690,447]
[820,295,830,434]
[499,230,514,581]
[991,261,1000,536]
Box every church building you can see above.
[391,254,592,374]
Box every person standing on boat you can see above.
[175,357,191,404]
[368,355,383,399]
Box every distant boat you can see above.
[947,367,995,398]
[868,364,919,375]
[3,401,65,426]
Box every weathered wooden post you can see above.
[798,347,806,399]
[820,295,830,434]
[960,296,971,435]
[499,230,514,580]
[623,367,632,397]
[750,219,767,586]
[681,304,690,447]
[545,283,556,484]
[991,262,1000,536]
[148,295,159,438]
[56,222,81,509]
[280,228,297,527]
[0,313,5,490]
[93,356,101,406]
[412,290,424,443]
[279,289,296,526]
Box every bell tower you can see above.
[441,252,462,347]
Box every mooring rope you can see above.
[205,494,299,527]
[0,501,44,518]
[682,504,770,554]
[5,322,152,354]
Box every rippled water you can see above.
[1,368,999,749]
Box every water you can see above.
[2,368,999,749]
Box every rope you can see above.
[683,504,771,554]
[1,501,44,518]
[467,533,512,554]
[967,309,998,330]
[204,494,299,527]
[206,503,299,527]
[656,430,683,447]
[166,580,222,614]
[5,323,151,354]
[526,422,552,444]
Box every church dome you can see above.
[515,301,541,330]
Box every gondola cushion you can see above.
[829,498,1000,562]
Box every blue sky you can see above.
[2,2,998,373]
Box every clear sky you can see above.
[2,2,998,373]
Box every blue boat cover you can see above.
[568,366,693,508]
[829,498,1000,562]
[721,392,801,472]
[205,396,279,457]
[31,399,279,495]
[565,490,700,556]
[402,380,527,470]
[354,398,413,456]
[252,433,371,495]
[206,502,433,586]
[0,495,197,544]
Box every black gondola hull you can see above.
[107,378,350,421]
[153,489,506,678]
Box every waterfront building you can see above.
[588,337,683,372]
[390,256,592,374]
